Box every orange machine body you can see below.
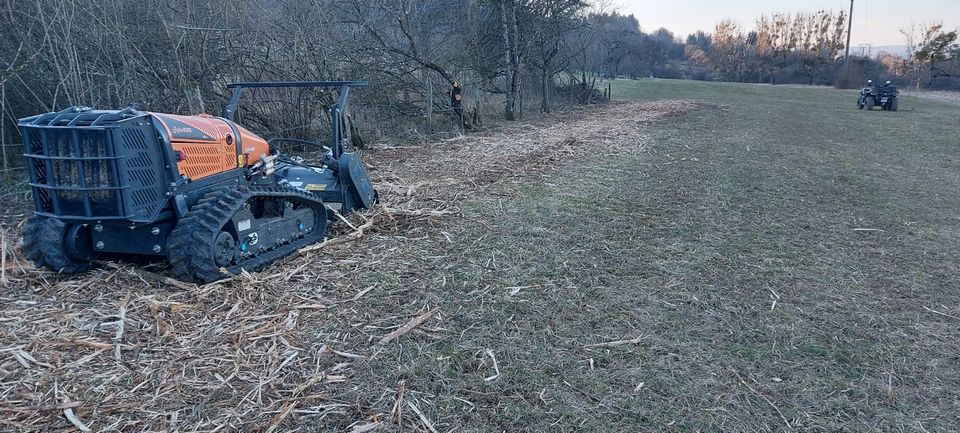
[150,113,269,180]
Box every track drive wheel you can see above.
[21,215,93,274]
[167,187,247,283]
[213,231,237,267]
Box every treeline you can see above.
[0,0,607,149]
[585,11,848,85]
[1,1,958,156]
[585,11,960,90]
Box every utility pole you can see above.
[843,0,854,76]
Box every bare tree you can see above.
[526,0,589,113]
[499,0,521,120]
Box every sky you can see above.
[617,0,960,48]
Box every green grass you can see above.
[341,79,960,431]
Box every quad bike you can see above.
[18,81,377,282]
[857,80,899,111]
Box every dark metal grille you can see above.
[21,113,169,222]
[118,128,166,217]
[23,127,124,218]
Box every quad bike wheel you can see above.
[21,215,93,274]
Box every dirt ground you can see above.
[0,100,702,432]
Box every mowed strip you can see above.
[0,99,704,431]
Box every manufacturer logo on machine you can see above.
[156,114,215,141]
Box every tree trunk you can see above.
[519,87,523,119]
[580,69,588,104]
[1,83,6,181]
[540,67,550,113]
[500,0,518,121]
[426,76,433,134]
[511,2,521,119]
[587,75,597,104]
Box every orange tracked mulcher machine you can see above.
[19,81,377,282]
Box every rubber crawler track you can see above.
[166,185,327,283]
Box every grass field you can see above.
[2,79,959,432]
[370,80,960,431]
[347,80,960,431]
